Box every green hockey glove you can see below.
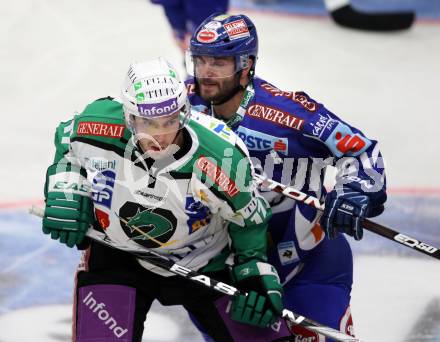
[231,259,284,328]
[42,163,94,248]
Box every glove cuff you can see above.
[232,259,280,283]
[45,163,91,198]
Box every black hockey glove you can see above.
[321,176,387,240]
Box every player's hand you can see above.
[320,177,387,240]
[230,260,283,328]
[42,164,94,248]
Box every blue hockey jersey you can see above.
[187,76,386,284]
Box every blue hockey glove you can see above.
[42,163,94,248]
[231,260,283,328]
[321,177,387,241]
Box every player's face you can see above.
[194,56,238,103]
[132,112,180,158]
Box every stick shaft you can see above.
[254,175,440,260]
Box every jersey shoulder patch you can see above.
[70,98,130,144]
[189,110,238,147]
[256,79,320,113]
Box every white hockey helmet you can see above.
[121,57,191,135]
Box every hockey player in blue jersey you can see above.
[185,13,387,341]
[150,0,228,53]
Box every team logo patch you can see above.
[277,241,299,265]
[196,156,239,197]
[185,196,212,234]
[247,104,304,131]
[197,29,218,43]
[119,202,178,248]
[77,122,125,138]
[223,19,250,40]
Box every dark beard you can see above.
[196,73,243,105]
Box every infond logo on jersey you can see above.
[83,291,128,338]
[236,126,288,154]
[137,98,178,117]
[394,234,438,254]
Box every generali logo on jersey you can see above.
[247,104,304,131]
[196,156,239,197]
[77,122,125,138]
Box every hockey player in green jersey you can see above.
[41,57,284,341]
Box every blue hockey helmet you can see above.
[187,13,258,78]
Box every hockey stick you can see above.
[324,0,415,31]
[29,205,359,342]
[254,174,440,261]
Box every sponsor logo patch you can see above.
[95,208,110,229]
[85,157,116,171]
[92,170,116,209]
[247,104,304,130]
[137,98,178,117]
[223,19,250,40]
[261,83,318,112]
[77,122,125,138]
[335,132,367,154]
[196,156,239,197]
[197,29,218,43]
[236,126,288,154]
[310,113,336,138]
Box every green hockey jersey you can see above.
[46,97,271,276]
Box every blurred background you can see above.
[1,0,439,341]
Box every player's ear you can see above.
[240,58,253,86]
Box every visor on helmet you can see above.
[185,51,250,79]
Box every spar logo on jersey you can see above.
[77,122,125,138]
[235,126,288,155]
[312,118,371,157]
[185,196,212,234]
[247,104,304,131]
[260,83,318,112]
[335,131,367,155]
[92,170,116,209]
[196,156,239,197]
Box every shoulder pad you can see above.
[255,78,320,113]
